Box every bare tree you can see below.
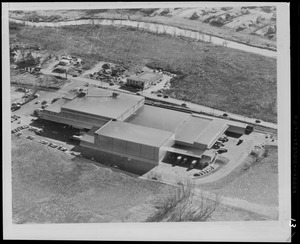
[146,182,221,222]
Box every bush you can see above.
[139,8,158,16]
[146,182,221,222]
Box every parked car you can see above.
[182,157,188,165]
[212,143,220,149]
[157,93,163,97]
[217,148,228,154]
[49,143,58,148]
[51,98,59,103]
[237,139,243,145]
[255,119,261,123]
[109,82,114,86]
[190,160,198,169]
[27,135,35,140]
[35,100,40,104]
[181,103,187,107]
[176,155,182,164]
[16,132,22,136]
[35,129,43,135]
[70,151,81,156]
[218,136,228,142]
[216,141,224,146]
[163,95,169,99]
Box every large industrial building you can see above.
[39,88,250,174]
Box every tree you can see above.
[146,182,221,222]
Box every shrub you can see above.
[146,182,221,222]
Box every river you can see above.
[9,18,276,58]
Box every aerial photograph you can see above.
[8,4,280,225]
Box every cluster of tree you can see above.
[26,11,63,22]
[14,51,40,68]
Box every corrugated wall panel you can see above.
[126,141,141,157]
[95,135,113,151]
[113,138,127,154]
[140,145,155,160]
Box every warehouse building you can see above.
[126,71,163,89]
[41,89,144,129]
[40,87,249,174]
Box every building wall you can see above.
[126,78,147,89]
[81,139,158,174]
[159,134,175,161]
[95,134,159,161]
[41,111,109,129]
[227,125,246,135]
[80,145,157,175]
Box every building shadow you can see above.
[29,119,81,144]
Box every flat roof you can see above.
[128,71,163,83]
[44,98,69,113]
[195,119,229,146]
[126,105,190,132]
[61,89,144,119]
[175,116,212,144]
[95,121,174,147]
[167,144,205,158]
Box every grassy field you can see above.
[11,136,168,223]
[9,22,277,122]
[11,136,274,223]
[202,145,278,206]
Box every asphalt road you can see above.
[40,67,277,130]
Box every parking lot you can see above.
[141,131,261,185]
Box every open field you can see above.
[201,145,278,206]
[9,23,277,122]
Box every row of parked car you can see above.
[213,136,229,153]
[11,114,21,123]
[11,124,29,134]
[193,165,215,177]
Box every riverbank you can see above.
[9,14,276,57]
[9,9,277,52]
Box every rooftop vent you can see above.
[112,92,119,98]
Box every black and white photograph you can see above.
[2,2,292,241]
